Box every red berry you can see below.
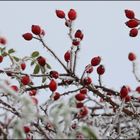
[23,126,30,133]
[125,95,131,102]
[53,92,60,100]
[22,33,33,41]
[80,106,88,117]
[10,85,18,92]
[68,9,77,20]
[85,64,93,73]
[21,63,26,70]
[0,56,3,63]
[21,75,30,85]
[125,9,135,19]
[125,19,139,28]
[129,28,138,37]
[41,29,46,36]
[29,90,37,96]
[31,97,38,105]
[75,30,84,40]
[50,71,59,79]
[75,93,86,101]
[83,77,92,85]
[97,65,105,75]
[76,102,84,108]
[37,56,46,66]
[49,79,57,92]
[72,39,80,46]
[0,37,7,45]
[56,10,65,19]
[91,56,101,66]
[120,86,129,99]
[136,86,140,93]
[64,51,71,62]
[31,25,41,35]
[80,88,88,94]
[128,52,136,61]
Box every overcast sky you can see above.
[0,1,140,97]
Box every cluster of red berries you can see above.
[125,9,140,37]
[22,25,45,41]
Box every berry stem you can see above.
[132,62,140,82]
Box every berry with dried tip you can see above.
[97,65,105,75]
[53,92,60,100]
[29,90,37,96]
[75,93,86,101]
[68,9,77,20]
[56,10,65,19]
[50,71,59,79]
[128,52,136,61]
[21,63,26,70]
[136,86,140,93]
[91,56,101,66]
[120,85,129,99]
[31,25,41,35]
[64,51,71,62]
[83,77,92,85]
[21,75,30,85]
[85,64,93,73]
[37,56,46,66]
[49,79,57,92]
[23,126,30,133]
[125,19,139,28]
[0,37,7,45]
[80,106,88,117]
[22,33,33,41]
[0,56,3,63]
[10,85,18,92]
[75,29,84,40]
[76,102,84,108]
[125,9,135,19]
[72,39,80,46]
[129,28,138,37]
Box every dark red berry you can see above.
[72,39,80,46]
[21,75,30,85]
[80,106,88,117]
[29,90,37,96]
[97,65,105,75]
[85,64,93,73]
[76,102,84,108]
[0,56,3,63]
[21,63,26,70]
[125,9,135,19]
[80,88,88,94]
[10,85,18,92]
[50,71,59,79]
[125,95,131,102]
[129,28,138,37]
[64,51,71,62]
[37,56,46,66]
[75,29,84,40]
[0,37,7,45]
[75,93,86,101]
[53,92,60,100]
[83,77,92,85]
[128,52,136,61]
[49,79,57,92]
[120,86,129,99]
[23,126,30,133]
[22,33,33,41]
[31,25,41,35]
[68,9,77,20]
[125,19,139,28]
[91,56,101,66]
[136,86,140,93]
[56,10,65,19]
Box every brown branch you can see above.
[132,62,140,82]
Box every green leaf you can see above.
[8,48,15,54]
[42,77,47,83]
[46,63,51,69]
[33,64,40,74]
[31,60,35,66]
[31,51,39,58]
[40,66,46,74]
[13,56,19,62]
[1,47,6,54]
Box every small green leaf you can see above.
[46,63,51,69]
[31,61,35,66]
[33,64,40,74]
[13,56,19,62]
[8,48,15,54]
[31,51,39,58]
[1,47,6,54]
[42,77,47,83]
